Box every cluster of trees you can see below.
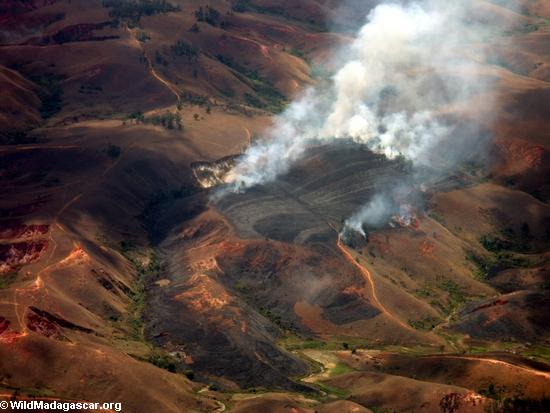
[231,0,251,13]
[136,31,150,42]
[194,6,222,27]
[34,74,63,119]
[171,40,200,61]
[216,54,287,113]
[129,111,182,130]
[154,50,168,66]
[102,0,179,24]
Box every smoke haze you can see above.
[221,0,507,233]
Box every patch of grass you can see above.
[329,362,354,377]
[0,272,18,289]
[216,54,288,113]
[465,251,494,280]
[468,230,534,280]
[148,349,177,373]
[408,317,440,331]
[439,279,467,314]
[234,279,250,293]
[280,335,373,352]
[479,228,532,254]
[118,244,162,341]
[282,337,328,351]
[314,382,350,399]
[521,345,550,363]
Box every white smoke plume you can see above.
[222,0,502,230]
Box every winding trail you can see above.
[424,355,550,380]
[126,26,181,105]
[335,233,415,332]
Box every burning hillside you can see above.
[191,155,238,189]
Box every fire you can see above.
[390,204,420,229]
[420,239,435,256]
[0,330,28,344]
[173,274,231,313]
[188,257,222,273]
[33,275,44,290]
[497,141,544,169]
[59,245,89,265]
[191,156,238,189]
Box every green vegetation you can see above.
[148,350,177,373]
[34,75,62,119]
[78,83,103,94]
[428,211,446,226]
[314,382,350,399]
[0,272,18,289]
[259,307,295,331]
[467,227,535,280]
[487,397,550,413]
[129,110,183,130]
[231,1,327,31]
[280,335,373,352]
[118,242,162,340]
[286,47,307,60]
[439,279,467,315]
[329,362,354,376]
[521,345,550,363]
[216,54,288,113]
[194,6,222,27]
[480,224,534,253]
[465,251,494,280]
[136,30,150,42]
[154,50,168,66]
[102,0,179,25]
[231,0,251,12]
[408,317,440,331]
[171,39,200,61]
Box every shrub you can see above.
[148,351,177,373]
[34,75,62,119]
[136,31,150,42]
[171,40,199,60]
[106,144,122,158]
[102,0,179,24]
[195,6,221,27]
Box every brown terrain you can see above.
[0,1,549,412]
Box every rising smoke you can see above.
[221,0,506,234]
